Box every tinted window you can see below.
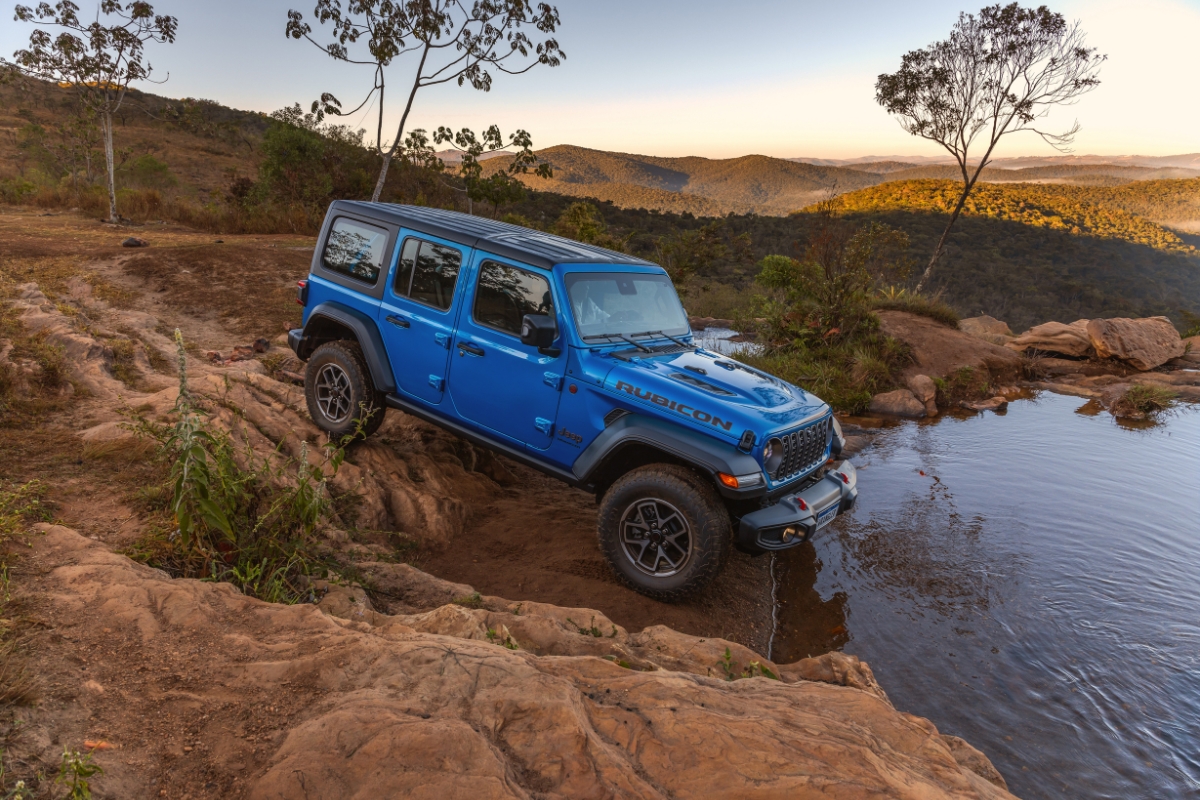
[322,218,388,284]
[408,241,461,311]
[392,238,420,296]
[474,262,554,336]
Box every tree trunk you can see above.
[370,150,394,203]
[914,185,973,294]
[101,111,118,223]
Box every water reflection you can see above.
[771,394,1200,800]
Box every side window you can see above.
[393,239,461,311]
[322,218,388,284]
[473,261,554,337]
[392,238,420,297]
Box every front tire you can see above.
[304,340,386,441]
[597,464,731,602]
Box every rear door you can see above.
[448,255,565,450]
[378,233,467,405]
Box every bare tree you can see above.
[875,3,1105,291]
[287,0,564,203]
[6,1,177,223]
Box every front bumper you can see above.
[736,461,858,552]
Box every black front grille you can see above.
[772,416,832,481]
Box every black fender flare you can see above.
[572,414,763,498]
[295,301,396,393]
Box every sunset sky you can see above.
[3,0,1197,159]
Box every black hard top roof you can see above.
[333,201,658,271]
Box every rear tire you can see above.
[597,464,731,602]
[304,340,386,441]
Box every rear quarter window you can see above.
[322,218,389,284]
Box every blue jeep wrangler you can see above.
[289,202,857,600]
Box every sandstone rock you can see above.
[1006,320,1093,357]
[1032,357,1130,378]
[959,315,1013,338]
[24,525,1016,800]
[878,310,1023,384]
[869,388,927,418]
[907,373,938,416]
[1086,317,1185,371]
[960,397,1009,412]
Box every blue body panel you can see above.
[299,204,835,495]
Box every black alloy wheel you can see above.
[597,464,731,602]
[304,340,386,440]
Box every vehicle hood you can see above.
[600,348,829,441]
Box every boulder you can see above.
[1083,317,1184,370]
[121,236,149,247]
[1006,320,1093,358]
[959,315,1013,338]
[960,396,1009,413]
[869,388,926,418]
[907,373,938,416]
[877,310,1023,384]
[1167,335,1200,369]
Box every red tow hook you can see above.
[296,279,309,306]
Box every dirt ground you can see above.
[0,206,771,653]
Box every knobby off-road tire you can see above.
[304,340,386,441]
[598,464,731,602]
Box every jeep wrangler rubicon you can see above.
[289,202,857,600]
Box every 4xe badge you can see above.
[557,427,583,446]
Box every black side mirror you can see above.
[520,314,559,356]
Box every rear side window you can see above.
[392,237,462,311]
[473,261,554,336]
[322,218,388,284]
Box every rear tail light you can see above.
[296,279,309,306]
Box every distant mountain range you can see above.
[792,153,1200,170]
[484,145,1200,217]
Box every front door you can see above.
[448,256,564,450]
[378,234,466,405]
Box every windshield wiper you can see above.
[582,332,651,353]
[628,330,695,349]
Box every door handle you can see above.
[386,315,410,329]
[457,341,485,357]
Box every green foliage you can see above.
[553,202,632,252]
[872,292,960,328]
[256,106,375,211]
[126,331,347,603]
[55,748,102,800]
[119,154,175,189]
[654,220,751,286]
[452,592,484,609]
[933,366,992,405]
[718,647,779,681]
[1179,310,1200,339]
[1112,385,1177,418]
[751,204,910,343]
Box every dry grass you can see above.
[1111,385,1177,418]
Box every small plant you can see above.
[1111,385,1177,419]
[566,617,603,637]
[1178,309,1200,339]
[718,647,779,681]
[934,366,992,405]
[485,628,519,650]
[55,748,102,800]
[452,592,483,609]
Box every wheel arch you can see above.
[574,414,761,500]
[296,302,396,393]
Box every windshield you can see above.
[565,272,689,340]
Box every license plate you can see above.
[816,503,839,528]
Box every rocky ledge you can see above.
[865,311,1197,421]
[10,525,1015,799]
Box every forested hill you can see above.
[506,178,1200,331]
[487,144,1200,218]
[485,145,880,216]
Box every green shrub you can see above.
[126,331,349,603]
[1111,385,1176,418]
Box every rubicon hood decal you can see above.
[614,380,734,431]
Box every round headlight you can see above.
[763,437,784,475]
